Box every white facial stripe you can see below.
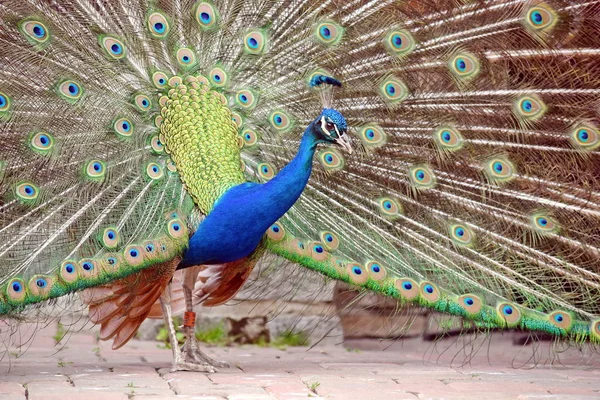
[334,124,340,137]
[320,116,333,137]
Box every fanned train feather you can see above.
[1,0,600,369]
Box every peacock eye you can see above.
[326,122,334,131]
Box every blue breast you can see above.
[180,130,318,268]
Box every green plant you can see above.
[53,322,66,344]
[195,323,228,346]
[271,330,309,349]
[156,317,186,348]
[57,361,73,367]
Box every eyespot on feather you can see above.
[57,80,83,102]
[420,281,440,303]
[113,117,134,138]
[257,163,276,180]
[79,259,98,278]
[101,253,122,273]
[346,262,368,285]
[145,162,164,180]
[314,20,344,46]
[84,160,106,181]
[99,35,126,60]
[267,223,285,241]
[177,48,196,68]
[167,218,186,239]
[591,320,600,341]
[144,241,157,254]
[124,246,144,266]
[409,165,436,189]
[19,19,50,45]
[366,261,387,281]
[269,110,293,132]
[383,28,415,57]
[514,94,546,121]
[244,29,267,54]
[548,311,572,331]
[231,112,244,128]
[7,278,26,301]
[60,261,78,283]
[379,76,408,104]
[283,238,310,257]
[152,71,169,89]
[167,159,177,172]
[149,135,165,154]
[147,11,170,38]
[0,92,11,113]
[320,231,339,251]
[169,76,183,88]
[530,212,560,235]
[483,156,516,184]
[241,129,258,147]
[449,52,480,81]
[134,94,151,112]
[570,123,600,151]
[458,294,483,315]
[209,67,228,87]
[524,4,558,33]
[317,148,345,172]
[29,132,55,154]
[395,278,419,300]
[15,182,40,204]
[309,242,328,261]
[195,2,219,29]
[101,227,119,249]
[449,223,475,246]
[496,302,521,326]
[235,89,258,110]
[377,197,403,219]
[29,275,53,297]
[434,126,464,152]
[359,124,387,149]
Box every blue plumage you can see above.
[181,108,349,267]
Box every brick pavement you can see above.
[1,323,599,400]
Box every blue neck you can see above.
[181,126,320,266]
[257,128,318,213]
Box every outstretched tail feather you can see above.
[1,0,600,354]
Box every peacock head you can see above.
[313,108,352,154]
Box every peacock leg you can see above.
[159,282,216,373]
[180,267,229,368]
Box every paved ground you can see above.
[1,323,600,400]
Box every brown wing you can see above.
[147,246,265,318]
[80,258,179,349]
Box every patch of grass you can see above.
[53,322,66,344]
[57,361,73,367]
[155,326,185,349]
[195,323,228,346]
[308,381,320,393]
[92,347,100,354]
[271,330,309,349]
[346,347,361,353]
[127,382,135,388]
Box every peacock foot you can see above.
[181,335,230,369]
[170,358,217,373]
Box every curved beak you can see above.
[335,133,353,154]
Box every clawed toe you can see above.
[171,361,217,373]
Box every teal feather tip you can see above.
[309,75,342,88]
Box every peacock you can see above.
[1,0,600,373]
